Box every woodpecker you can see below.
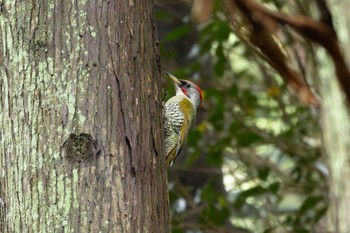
[164,72,203,166]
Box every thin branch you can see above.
[226,0,350,105]
[222,0,320,106]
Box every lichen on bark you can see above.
[0,1,169,232]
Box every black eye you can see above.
[186,83,191,88]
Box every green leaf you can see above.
[242,90,258,105]
[155,10,172,22]
[294,229,309,233]
[172,227,184,233]
[263,228,276,233]
[187,130,202,147]
[200,20,231,41]
[237,131,263,147]
[299,196,323,214]
[210,113,225,129]
[201,182,216,202]
[184,149,201,167]
[214,22,231,41]
[229,120,241,134]
[240,185,267,197]
[258,167,270,181]
[163,25,191,42]
[234,185,267,209]
[230,84,239,97]
[207,148,223,166]
[202,204,230,226]
[214,43,226,76]
[169,191,178,204]
[268,181,280,194]
[207,137,229,166]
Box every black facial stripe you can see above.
[179,80,192,90]
[180,80,187,86]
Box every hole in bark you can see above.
[63,133,100,162]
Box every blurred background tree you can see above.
[156,0,350,232]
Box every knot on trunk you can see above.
[63,133,100,162]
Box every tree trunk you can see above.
[321,71,350,233]
[0,1,170,232]
[323,1,350,232]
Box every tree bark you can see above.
[0,1,169,232]
[323,1,350,232]
[321,71,350,233]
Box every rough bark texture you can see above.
[324,1,350,232]
[321,75,350,233]
[0,0,170,232]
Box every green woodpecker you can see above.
[164,72,203,166]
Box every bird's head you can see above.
[165,71,203,110]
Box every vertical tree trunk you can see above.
[321,72,350,233]
[323,1,350,232]
[0,1,170,232]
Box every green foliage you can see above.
[236,131,263,147]
[164,25,192,42]
[157,1,326,232]
[202,203,230,226]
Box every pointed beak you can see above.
[164,71,181,85]
[164,71,182,93]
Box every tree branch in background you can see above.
[222,0,320,106]
[224,0,350,106]
[191,0,214,23]
[315,0,336,34]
